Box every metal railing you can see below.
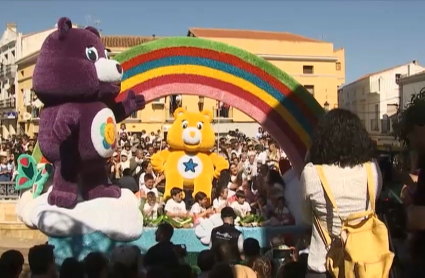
[0,182,20,200]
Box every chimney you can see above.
[6,23,17,32]
[413,60,418,65]
[408,65,411,76]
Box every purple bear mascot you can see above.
[32,17,145,209]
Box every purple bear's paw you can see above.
[84,185,122,201]
[124,90,145,113]
[48,190,78,209]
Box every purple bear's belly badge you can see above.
[91,108,118,158]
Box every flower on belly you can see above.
[100,117,116,150]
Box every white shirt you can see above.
[256,151,267,165]
[139,172,157,190]
[190,203,206,215]
[301,161,382,273]
[231,201,251,217]
[164,199,187,214]
[143,203,159,219]
[140,185,159,197]
[274,206,290,217]
[213,197,228,209]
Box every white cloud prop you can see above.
[16,187,143,241]
[195,213,223,245]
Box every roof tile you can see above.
[188,27,324,43]
[101,36,158,48]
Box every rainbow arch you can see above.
[114,37,325,174]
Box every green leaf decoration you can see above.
[32,164,53,199]
[15,154,37,191]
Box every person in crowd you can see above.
[267,141,280,170]
[242,238,261,267]
[83,251,110,278]
[143,191,161,221]
[213,186,229,213]
[146,267,172,278]
[28,244,57,278]
[208,262,235,278]
[144,223,179,269]
[139,173,159,198]
[231,190,251,218]
[197,249,215,278]
[109,245,141,278]
[129,149,144,177]
[0,249,24,278]
[277,261,306,278]
[110,152,122,183]
[59,257,85,278]
[251,257,273,278]
[210,207,244,260]
[0,152,11,182]
[118,168,139,193]
[190,191,214,224]
[271,197,292,225]
[399,99,425,276]
[301,108,382,278]
[164,187,190,222]
[138,161,157,190]
[120,151,130,171]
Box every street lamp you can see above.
[324,101,329,111]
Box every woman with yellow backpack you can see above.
[301,109,394,278]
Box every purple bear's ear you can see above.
[85,26,100,38]
[57,17,72,40]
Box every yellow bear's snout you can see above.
[182,127,202,145]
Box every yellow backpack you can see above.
[313,162,394,278]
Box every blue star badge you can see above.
[183,158,198,173]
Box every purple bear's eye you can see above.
[85,46,99,62]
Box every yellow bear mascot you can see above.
[151,107,229,200]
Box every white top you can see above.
[190,203,206,215]
[164,199,187,214]
[138,172,157,190]
[231,201,251,217]
[301,161,382,273]
[143,203,159,219]
[256,151,268,165]
[140,185,159,197]
[213,197,228,209]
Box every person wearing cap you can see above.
[210,207,244,260]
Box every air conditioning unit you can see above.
[23,112,32,121]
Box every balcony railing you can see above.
[0,97,15,109]
[0,182,20,200]
[0,64,17,78]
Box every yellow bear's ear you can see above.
[173,107,186,119]
[201,110,213,123]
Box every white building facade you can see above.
[398,70,425,110]
[0,23,22,138]
[339,61,424,146]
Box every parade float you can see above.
[12,16,325,265]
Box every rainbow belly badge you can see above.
[15,141,53,198]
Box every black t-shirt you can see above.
[211,223,241,259]
[411,155,425,258]
[143,241,179,268]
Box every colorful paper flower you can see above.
[100,117,116,150]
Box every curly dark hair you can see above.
[308,108,374,168]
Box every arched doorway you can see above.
[114,37,324,174]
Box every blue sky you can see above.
[1,1,424,83]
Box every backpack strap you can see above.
[313,165,343,249]
[365,162,375,211]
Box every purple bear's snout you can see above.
[95,58,123,84]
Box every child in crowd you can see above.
[143,192,161,221]
[139,173,159,198]
[0,153,11,182]
[164,187,190,221]
[272,197,292,225]
[231,190,251,217]
[213,186,229,213]
[190,192,214,225]
[252,196,271,219]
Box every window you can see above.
[130,111,137,118]
[4,54,8,61]
[336,62,341,71]
[395,73,401,84]
[20,70,24,77]
[304,85,315,95]
[11,50,15,58]
[303,65,314,74]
